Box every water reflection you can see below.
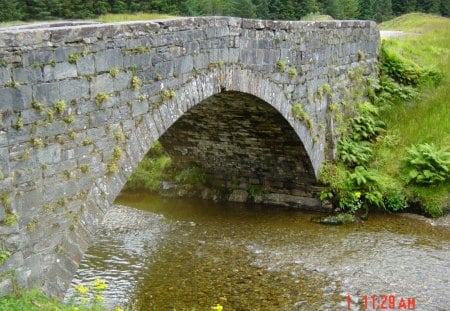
[67,193,450,310]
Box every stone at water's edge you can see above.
[0,17,379,297]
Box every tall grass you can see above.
[373,13,450,214]
[96,13,177,23]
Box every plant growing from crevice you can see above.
[160,89,176,101]
[109,67,119,78]
[32,102,45,111]
[131,76,141,90]
[95,92,109,105]
[288,67,297,78]
[276,60,286,72]
[31,138,44,148]
[292,103,313,129]
[54,100,66,115]
[63,115,76,124]
[15,117,23,130]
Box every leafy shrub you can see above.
[124,155,172,191]
[338,138,373,167]
[175,166,207,187]
[384,191,408,212]
[374,75,418,109]
[403,143,450,184]
[348,166,385,209]
[350,114,385,142]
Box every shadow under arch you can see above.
[86,66,325,231]
[159,90,317,197]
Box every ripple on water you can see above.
[67,194,450,310]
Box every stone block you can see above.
[43,63,78,81]
[22,50,54,67]
[33,82,60,104]
[113,71,131,92]
[89,109,112,127]
[95,49,123,73]
[76,55,95,76]
[131,100,149,117]
[90,73,114,96]
[0,67,11,85]
[0,85,32,110]
[36,144,61,164]
[0,147,10,179]
[59,79,89,102]
[13,67,42,83]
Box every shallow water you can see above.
[67,193,450,310]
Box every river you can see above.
[66,192,450,310]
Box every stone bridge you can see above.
[0,17,379,296]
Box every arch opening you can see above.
[154,91,321,207]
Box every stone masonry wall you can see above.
[159,91,322,207]
[0,17,379,297]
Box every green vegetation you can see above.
[96,13,176,23]
[131,76,141,90]
[31,137,44,148]
[0,278,120,311]
[95,92,109,105]
[0,247,11,265]
[292,103,313,129]
[124,141,172,191]
[276,60,286,72]
[54,100,66,115]
[0,1,447,24]
[109,67,120,78]
[320,13,450,218]
[124,141,207,193]
[160,89,176,101]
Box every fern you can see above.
[403,143,450,184]
[338,138,373,167]
[351,114,385,141]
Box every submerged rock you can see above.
[310,213,356,225]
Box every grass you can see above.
[373,13,450,215]
[96,13,177,23]
[0,13,177,28]
[0,289,105,311]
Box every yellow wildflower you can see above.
[75,284,90,295]
[93,278,108,291]
[354,191,361,199]
[212,304,224,311]
[94,294,105,302]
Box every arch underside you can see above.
[159,91,319,202]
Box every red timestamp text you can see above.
[346,294,416,310]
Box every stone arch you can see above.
[86,66,321,216]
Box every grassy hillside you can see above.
[374,13,450,215]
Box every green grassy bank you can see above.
[375,13,449,216]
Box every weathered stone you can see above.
[0,17,379,299]
[13,67,42,83]
[90,73,114,96]
[0,85,32,110]
[76,55,95,75]
[94,49,123,73]
[43,63,77,81]
[32,82,60,104]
